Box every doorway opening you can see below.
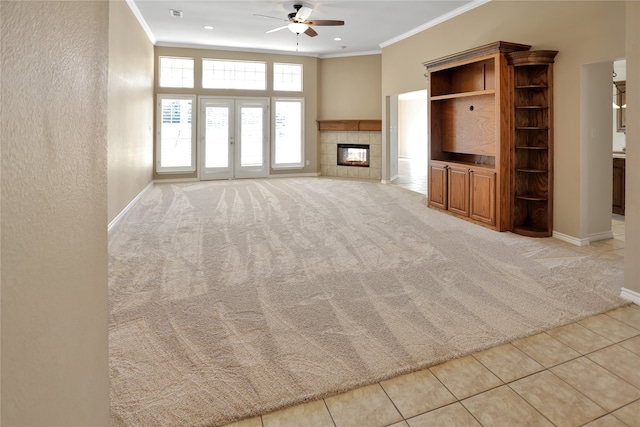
[391,90,428,194]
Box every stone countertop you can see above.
[613,151,626,159]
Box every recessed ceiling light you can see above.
[334,37,342,41]
[204,25,214,30]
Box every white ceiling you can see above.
[131,0,486,57]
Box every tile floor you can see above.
[390,158,428,195]
[224,192,634,427]
[590,214,626,258]
[225,304,640,427]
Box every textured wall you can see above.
[0,1,110,425]
[381,1,626,240]
[108,1,155,223]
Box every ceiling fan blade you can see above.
[253,13,287,21]
[306,20,344,26]
[295,6,313,22]
[304,27,318,37]
[266,25,288,34]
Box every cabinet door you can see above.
[470,169,496,225]
[448,165,469,217]
[612,158,625,215]
[428,163,448,210]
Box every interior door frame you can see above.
[198,96,270,181]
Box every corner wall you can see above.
[108,0,155,223]
[623,0,640,299]
[1,1,110,425]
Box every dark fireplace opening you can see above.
[337,144,370,167]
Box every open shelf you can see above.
[508,50,557,237]
[516,146,548,150]
[513,225,550,237]
[516,84,548,89]
[430,90,495,101]
[517,169,547,173]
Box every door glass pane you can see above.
[205,107,229,168]
[240,107,263,167]
[274,100,302,165]
[160,99,193,168]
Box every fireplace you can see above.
[337,144,370,167]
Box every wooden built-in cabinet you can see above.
[508,50,557,237]
[424,42,557,236]
[613,157,625,215]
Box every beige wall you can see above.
[108,1,155,223]
[381,1,626,240]
[153,47,320,179]
[624,0,640,297]
[0,1,110,425]
[318,54,382,119]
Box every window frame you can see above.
[202,58,267,90]
[158,56,194,89]
[156,94,197,174]
[273,63,303,92]
[271,97,305,170]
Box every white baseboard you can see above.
[552,230,615,246]
[108,181,154,232]
[268,172,321,178]
[154,178,200,184]
[390,174,399,181]
[552,231,590,246]
[588,230,614,242]
[621,288,640,306]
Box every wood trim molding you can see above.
[317,120,382,132]
[422,41,531,70]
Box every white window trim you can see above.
[271,97,305,170]
[158,56,194,89]
[273,62,303,92]
[156,94,197,174]
[202,58,267,90]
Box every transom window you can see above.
[273,63,303,91]
[159,57,194,88]
[202,59,266,90]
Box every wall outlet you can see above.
[306,160,310,165]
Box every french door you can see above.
[199,97,269,180]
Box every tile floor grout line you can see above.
[377,381,408,424]
[321,398,338,427]
[503,382,559,427]
[456,399,486,427]
[583,346,640,395]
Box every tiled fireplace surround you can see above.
[319,128,382,181]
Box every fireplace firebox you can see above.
[337,144,370,167]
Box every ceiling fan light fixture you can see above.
[288,22,309,34]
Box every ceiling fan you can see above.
[255,4,345,37]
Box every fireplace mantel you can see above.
[317,120,382,132]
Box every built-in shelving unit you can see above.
[424,41,531,231]
[508,50,558,237]
[424,42,557,237]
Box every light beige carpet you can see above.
[109,177,626,426]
